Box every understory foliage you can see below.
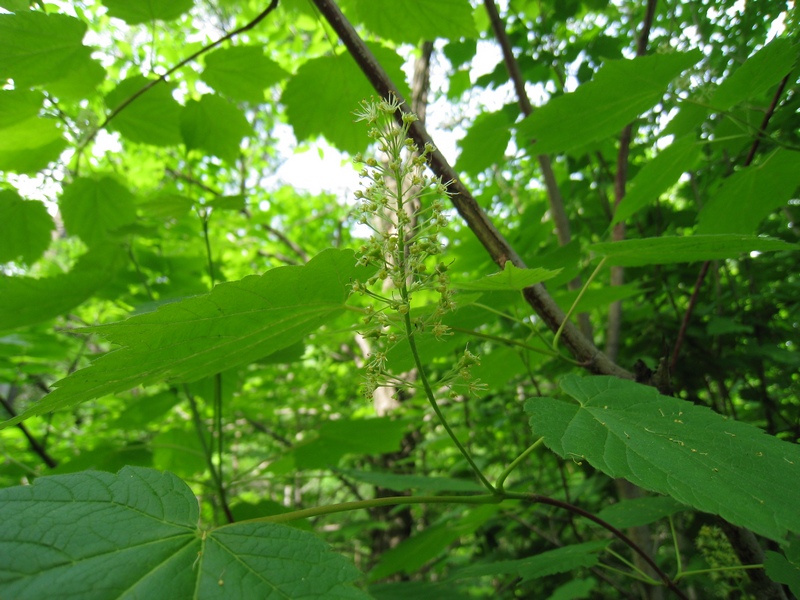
[1,1,799,598]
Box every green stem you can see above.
[184,385,234,523]
[229,493,504,527]
[553,256,606,351]
[449,326,579,364]
[495,437,543,492]
[403,314,496,493]
[212,373,231,521]
[674,564,764,582]
[669,515,683,578]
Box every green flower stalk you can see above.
[352,96,495,492]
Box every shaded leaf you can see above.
[208,194,246,211]
[0,90,42,129]
[696,150,800,234]
[180,94,253,163]
[765,539,800,596]
[0,116,63,152]
[0,467,369,599]
[152,428,207,476]
[59,176,138,245]
[591,234,796,266]
[456,110,512,176]
[451,541,608,581]
[370,581,472,600]
[597,496,688,528]
[525,376,800,541]
[202,45,288,103]
[0,249,367,428]
[0,189,54,264]
[282,45,410,154]
[294,418,408,469]
[549,578,597,600]
[370,505,499,580]
[519,51,702,153]
[611,136,701,226]
[336,468,484,493]
[139,193,195,219]
[345,0,477,44]
[452,263,561,291]
[711,38,799,110]
[0,135,66,173]
[0,244,124,331]
[45,54,106,101]
[105,76,183,146]
[102,0,194,24]
[0,11,90,87]
[552,283,643,314]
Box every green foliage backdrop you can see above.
[0,1,798,599]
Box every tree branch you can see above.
[606,0,659,363]
[75,0,281,170]
[0,393,58,469]
[483,0,593,339]
[311,0,631,379]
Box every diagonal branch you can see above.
[606,0,659,362]
[483,0,593,340]
[75,0,281,170]
[311,0,631,379]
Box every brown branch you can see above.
[671,70,792,371]
[0,394,58,469]
[745,73,791,166]
[483,0,593,339]
[529,494,689,599]
[669,260,710,372]
[606,0,659,363]
[311,0,631,379]
[75,0,281,169]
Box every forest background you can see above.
[0,0,799,598]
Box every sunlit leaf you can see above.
[696,150,800,235]
[0,189,54,265]
[456,109,513,176]
[0,467,369,599]
[591,235,796,266]
[611,136,701,226]
[105,76,183,146]
[0,90,42,129]
[0,249,368,428]
[525,376,800,541]
[518,51,702,153]
[202,46,288,103]
[0,244,124,331]
[453,263,561,291]
[59,177,138,245]
[711,38,799,110]
[180,94,253,163]
[282,45,410,154]
[345,0,477,44]
[0,11,90,87]
[102,0,194,24]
